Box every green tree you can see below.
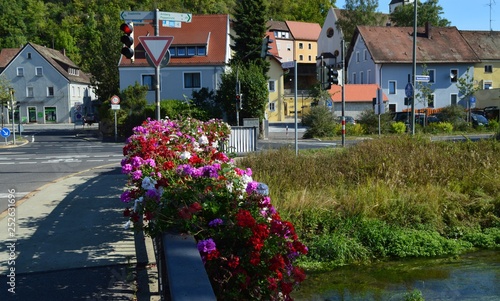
[456,68,480,121]
[415,64,435,109]
[335,0,382,44]
[269,0,332,24]
[390,0,450,27]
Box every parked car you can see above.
[83,114,97,126]
[471,113,489,127]
[336,116,356,124]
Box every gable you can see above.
[119,14,230,67]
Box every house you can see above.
[459,30,500,108]
[328,84,388,119]
[0,43,96,124]
[118,14,232,104]
[346,24,480,112]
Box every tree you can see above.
[415,64,435,109]
[456,68,480,122]
[390,0,450,27]
[269,0,333,24]
[335,0,382,44]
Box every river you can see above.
[292,250,500,301]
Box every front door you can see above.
[28,107,37,123]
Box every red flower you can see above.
[123,207,131,217]
[236,209,256,228]
[249,251,260,266]
[163,161,175,170]
[228,255,240,269]
[178,207,192,220]
[293,266,306,283]
[189,202,203,213]
[269,255,285,271]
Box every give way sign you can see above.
[138,36,174,67]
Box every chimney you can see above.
[425,22,432,39]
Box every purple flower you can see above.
[246,181,259,194]
[144,158,156,168]
[145,189,160,201]
[261,196,271,206]
[120,190,132,203]
[208,218,224,227]
[130,156,143,168]
[121,163,132,174]
[202,164,220,178]
[132,170,142,180]
[197,238,216,253]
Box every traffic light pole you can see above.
[154,9,161,121]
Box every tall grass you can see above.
[238,136,500,267]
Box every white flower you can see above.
[211,140,219,149]
[124,220,131,229]
[180,151,192,160]
[198,135,209,145]
[141,177,157,190]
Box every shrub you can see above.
[391,121,407,134]
[302,106,336,138]
[426,122,453,134]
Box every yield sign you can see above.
[138,36,174,67]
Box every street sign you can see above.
[110,95,121,104]
[158,12,192,23]
[111,104,121,110]
[281,61,295,69]
[1,127,11,138]
[120,11,154,21]
[162,20,181,28]
[405,82,414,98]
[415,75,430,82]
[139,36,174,67]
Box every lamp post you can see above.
[9,88,15,145]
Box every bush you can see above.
[391,121,407,134]
[302,106,336,138]
[425,122,453,134]
[357,110,393,134]
[334,123,365,136]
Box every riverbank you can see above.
[238,136,500,269]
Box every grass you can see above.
[238,136,500,269]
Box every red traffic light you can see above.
[120,23,133,35]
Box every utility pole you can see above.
[411,0,417,135]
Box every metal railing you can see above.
[223,126,258,155]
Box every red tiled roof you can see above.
[285,21,321,41]
[329,84,388,102]
[119,14,229,67]
[356,25,480,64]
[0,48,20,68]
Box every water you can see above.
[292,250,500,301]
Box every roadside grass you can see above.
[238,136,500,269]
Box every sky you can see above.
[334,0,498,31]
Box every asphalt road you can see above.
[0,126,125,214]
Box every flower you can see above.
[120,117,306,300]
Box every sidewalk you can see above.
[0,164,160,301]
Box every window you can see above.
[142,75,154,91]
[352,73,357,84]
[356,52,360,63]
[36,67,43,76]
[389,81,396,94]
[428,69,435,83]
[450,93,458,105]
[184,72,201,89]
[428,94,435,107]
[177,47,186,56]
[484,81,493,89]
[360,71,364,84]
[27,87,34,97]
[299,55,303,61]
[17,67,24,77]
[298,43,303,49]
[47,86,54,97]
[485,65,493,73]
[326,28,334,38]
[308,43,312,50]
[268,80,275,92]
[269,102,276,111]
[450,69,458,83]
[27,53,32,59]
[197,46,206,56]
[308,55,312,61]
[187,46,196,56]
[367,70,371,83]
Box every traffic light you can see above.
[236,94,242,110]
[260,36,273,58]
[120,23,134,59]
[327,65,341,87]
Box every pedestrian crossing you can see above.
[0,154,123,165]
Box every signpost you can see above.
[110,95,121,142]
[415,75,430,82]
[1,127,11,145]
[120,10,191,120]
[405,82,414,98]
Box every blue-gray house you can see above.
[346,24,480,113]
[0,43,97,124]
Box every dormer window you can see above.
[27,53,32,59]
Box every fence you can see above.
[223,126,258,155]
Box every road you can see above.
[0,126,124,213]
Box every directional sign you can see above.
[281,61,295,69]
[120,11,154,21]
[1,127,11,138]
[415,75,430,82]
[405,82,414,98]
[139,36,174,67]
[158,12,192,23]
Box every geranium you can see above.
[121,117,307,300]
